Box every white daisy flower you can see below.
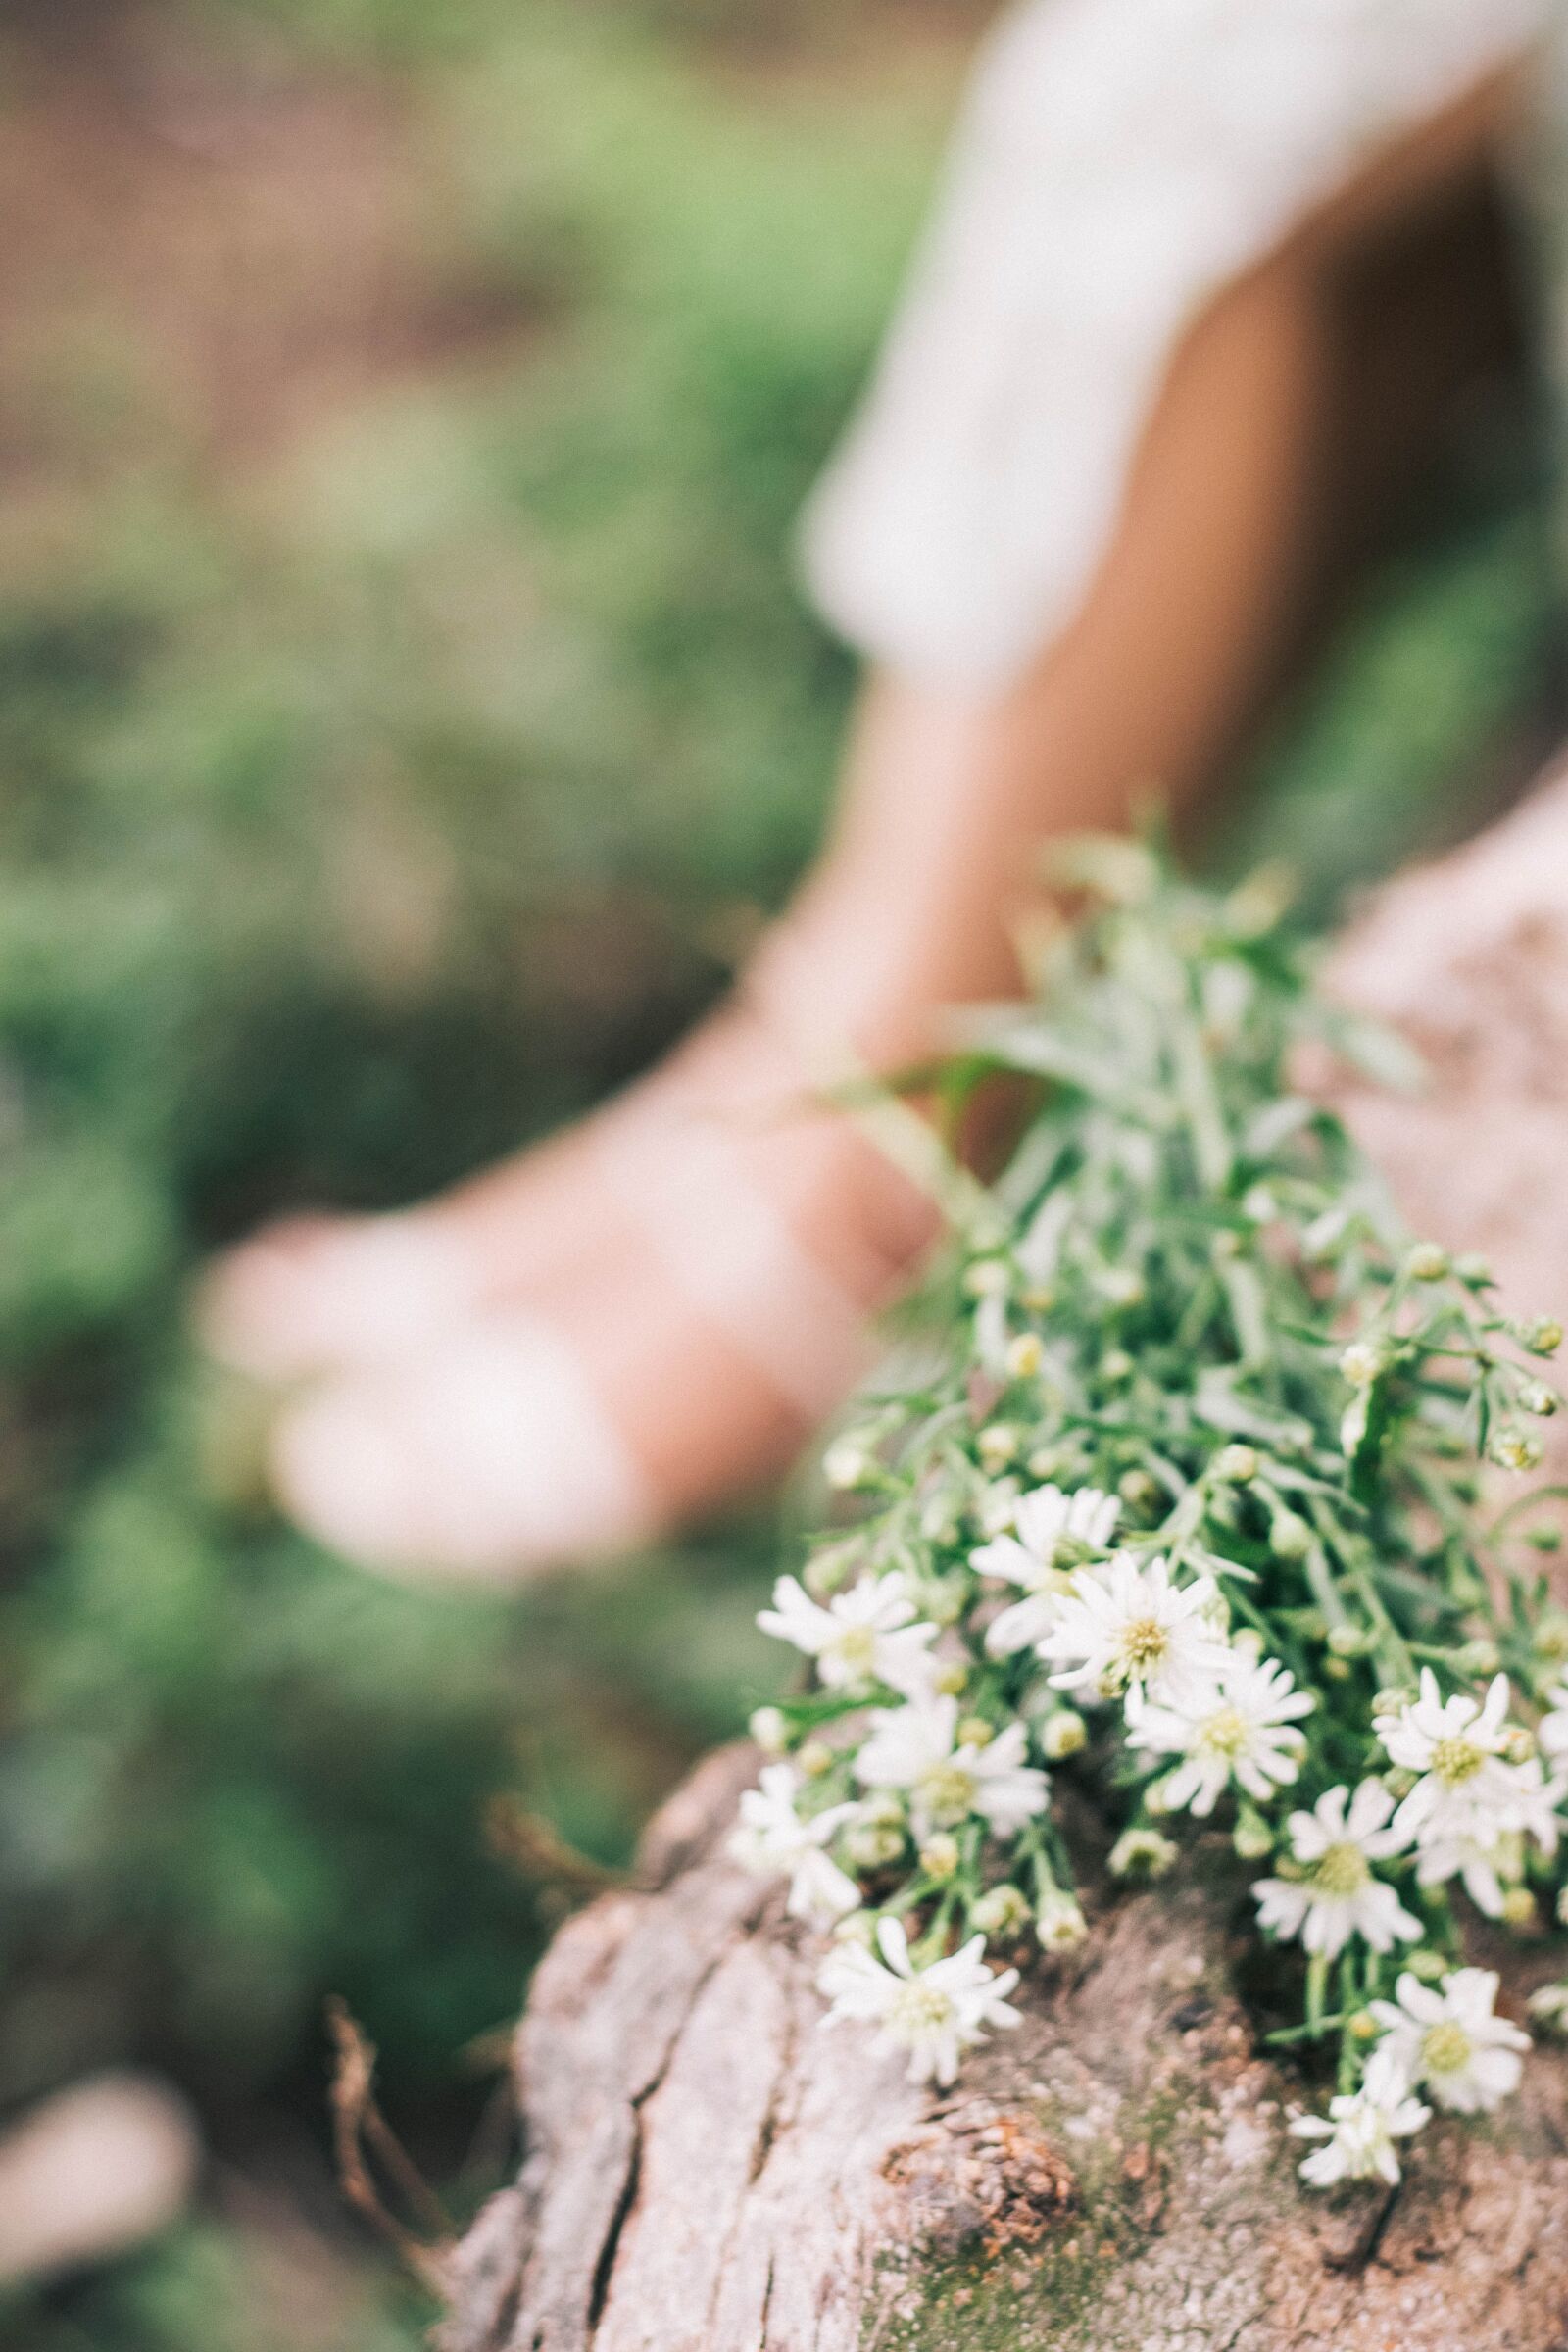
[1539,1680,1568,1761]
[816,1916,1021,2085]
[1369,1968,1530,2115]
[1252,1782,1419,1959]
[728,1764,861,1929]
[757,1572,938,1697]
[1039,1553,1232,1719]
[1411,1829,1518,1920]
[972,1483,1120,1585]
[1504,1757,1568,1863]
[974,1485,1121,1659]
[1132,1651,1314,1818]
[1291,2045,1431,2188]
[855,1696,1050,1843]
[1375,1671,1520,1847]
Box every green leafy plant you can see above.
[740,845,1568,2187]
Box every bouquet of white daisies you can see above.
[731,844,1568,2191]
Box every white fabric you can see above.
[801,0,1547,692]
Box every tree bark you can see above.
[440,770,1568,2352]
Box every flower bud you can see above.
[1558,1885,1568,1932]
[970,1884,1031,1938]
[749,1707,788,1756]
[1347,2008,1380,2044]
[1530,1981,1568,2031]
[1372,1687,1415,1718]
[1019,1281,1056,1314]
[977,1424,1021,1474]
[1005,1332,1044,1381]
[1108,1827,1177,1881]
[1459,1639,1501,1680]
[1241,1185,1277,1225]
[1101,1348,1136,1384]
[1406,1947,1447,1984]
[1405,1243,1449,1282]
[1523,1317,1564,1358]
[1384,1767,1418,1799]
[1323,1653,1351,1683]
[1519,1381,1560,1419]
[844,1820,906,1871]
[1529,1528,1564,1556]
[1502,1725,1538,1766]
[963,1257,1010,1298]
[919,1834,961,1882]
[832,1910,877,1947]
[1100,1267,1146,1310]
[1233,1807,1273,1862]
[1501,1885,1538,1930]
[1036,1891,1090,1952]
[956,1716,995,1751]
[1491,1427,1544,1474]
[824,1438,877,1492]
[1326,1623,1374,1660]
[933,1661,969,1698]
[1340,1341,1384,1389]
[804,1540,860,1600]
[1269,1509,1312,1560]
[1212,1444,1259,1485]
[1117,1467,1161,1515]
[799,1740,835,1779]
[1041,1709,1088,1762]
[1455,1253,1494,1290]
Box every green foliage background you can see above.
[0,1,1558,2342]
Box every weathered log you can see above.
[440,771,1568,2352]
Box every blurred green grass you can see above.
[0,1,1559,2344]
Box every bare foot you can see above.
[204,971,940,1576]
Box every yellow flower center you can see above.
[833,1624,879,1675]
[890,1979,954,2035]
[1311,1840,1370,1898]
[1421,2021,1473,2079]
[1120,1616,1170,1673]
[1199,1706,1249,1759]
[919,1764,979,1827]
[1431,1736,1485,1786]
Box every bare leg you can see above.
[202,78,1525,1578]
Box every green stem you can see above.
[1305,1951,1331,2037]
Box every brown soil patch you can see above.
[0,3,538,498]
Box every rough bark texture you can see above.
[440,771,1568,2352]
